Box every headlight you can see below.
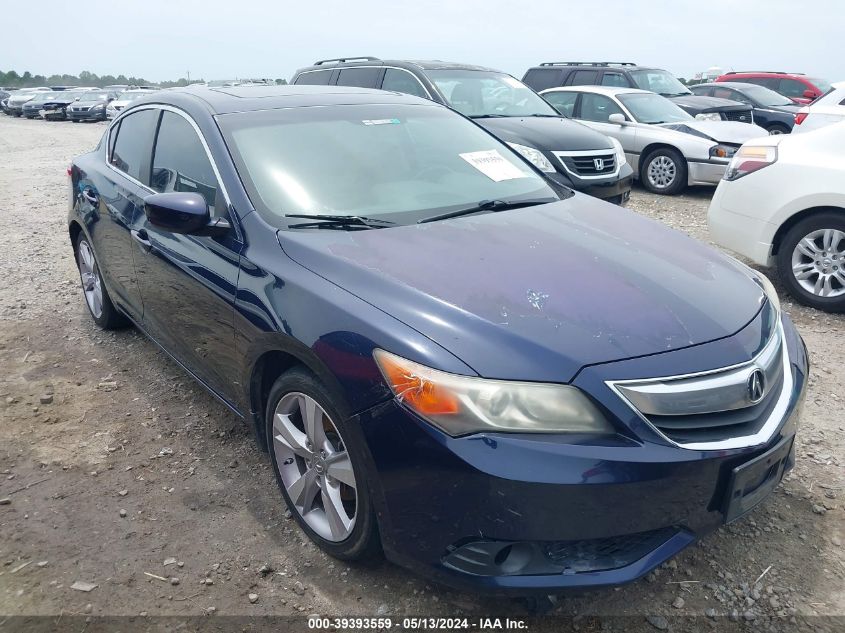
[695,112,722,122]
[731,258,781,314]
[723,145,778,181]
[374,350,614,436]
[608,137,627,166]
[91,103,105,110]
[709,144,738,160]
[507,142,556,173]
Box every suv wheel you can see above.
[776,212,845,312]
[266,368,380,560]
[640,148,687,195]
[768,124,790,135]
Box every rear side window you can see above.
[543,91,578,117]
[336,67,382,88]
[110,109,159,185]
[381,69,428,98]
[778,78,808,98]
[294,70,332,85]
[522,68,563,91]
[601,72,629,87]
[151,111,219,213]
[569,70,599,86]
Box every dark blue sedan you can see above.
[68,85,807,595]
[690,82,802,134]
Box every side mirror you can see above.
[608,113,627,125]
[144,192,229,236]
[802,89,815,99]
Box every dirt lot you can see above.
[0,116,843,630]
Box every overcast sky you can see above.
[3,0,842,83]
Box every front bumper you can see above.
[357,315,807,594]
[549,163,634,204]
[688,159,729,186]
[67,109,107,121]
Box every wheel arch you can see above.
[637,143,686,175]
[68,220,84,253]
[771,206,845,256]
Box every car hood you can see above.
[473,116,613,151]
[278,196,764,382]
[669,95,750,113]
[761,103,802,114]
[73,100,106,107]
[9,94,37,104]
[659,120,767,144]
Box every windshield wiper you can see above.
[417,198,555,224]
[469,113,510,118]
[284,214,395,230]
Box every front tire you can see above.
[75,236,128,329]
[640,148,687,195]
[776,212,845,312]
[266,368,380,561]
[768,123,790,135]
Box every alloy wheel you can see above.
[791,228,845,298]
[647,155,677,189]
[77,240,104,318]
[272,392,357,542]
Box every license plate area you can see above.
[724,435,793,524]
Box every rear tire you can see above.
[640,148,687,195]
[266,368,381,561]
[74,236,128,329]
[776,211,845,312]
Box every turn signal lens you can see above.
[794,111,808,125]
[723,145,778,181]
[373,349,614,437]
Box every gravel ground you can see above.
[0,116,842,630]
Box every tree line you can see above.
[1,69,290,89]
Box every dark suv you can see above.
[291,57,633,204]
[523,62,754,124]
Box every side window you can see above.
[110,109,159,185]
[778,78,807,98]
[755,78,780,90]
[713,87,738,100]
[381,69,428,99]
[690,86,713,97]
[336,67,382,88]
[151,111,219,214]
[601,72,629,87]
[569,70,598,86]
[543,91,578,117]
[523,68,563,92]
[108,120,121,158]
[580,93,624,122]
[294,70,332,86]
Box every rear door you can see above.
[130,108,243,404]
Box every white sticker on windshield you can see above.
[362,118,401,125]
[459,150,527,182]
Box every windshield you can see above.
[79,91,112,101]
[618,93,692,124]
[807,77,832,93]
[737,84,794,107]
[219,103,558,227]
[426,70,559,117]
[629,70,691,96]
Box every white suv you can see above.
[708,121,845,312]
[793,82,845,133]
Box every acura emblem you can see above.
[747,369,765,403]
[593,158,605,171]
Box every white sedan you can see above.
[540,86,766,195]
[708,121,845,312]
[106,88,158,119]
[792,81,845,134]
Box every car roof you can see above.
[694,82,764,90]
[722,71,804,77]
[129,85,434,115]
[298,58,501,74]
[541,85,650,97]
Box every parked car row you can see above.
[0,85,159,121]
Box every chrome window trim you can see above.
[607,323,793,451]
[296,66,434,100]
[106,104,232,206]
[551,149,621,180]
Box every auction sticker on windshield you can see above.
[459,150,527,182]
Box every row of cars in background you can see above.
[0,85,157,121]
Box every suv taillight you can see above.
[794,112,808,125]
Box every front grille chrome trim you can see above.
[607,323,792,451]
[552,149,621,180]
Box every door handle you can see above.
[81,189,98,205]
[131,229,152,251]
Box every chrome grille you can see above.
[608,320,791,450]
[722,109,754,123]
[553,151,618,178]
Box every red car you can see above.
[715,72,831,104]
